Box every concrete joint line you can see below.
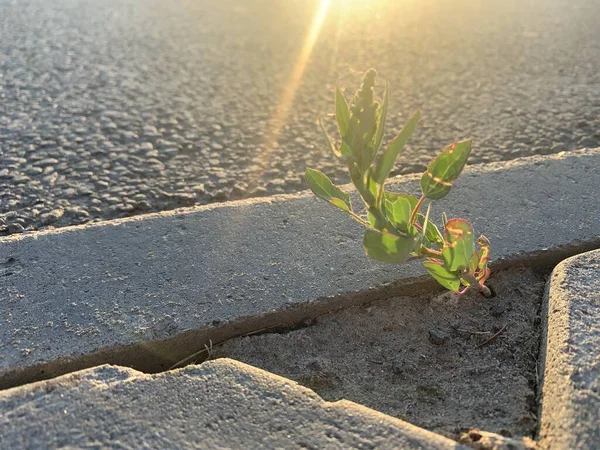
[537,249,600,449]
[1,148,600,390]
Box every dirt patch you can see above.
[215,267,545,441]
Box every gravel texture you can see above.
[1,0,599,234]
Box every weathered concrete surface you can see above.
[538,249,600,449]
[458,429,536,450]
[0,359,465,449]
[1,149,600,388]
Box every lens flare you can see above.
[255,0,332,183]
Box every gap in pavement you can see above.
[3,241,598,392]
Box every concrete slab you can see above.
[0,358,465,449]
[538,249,600,449]
[1,148,600,389]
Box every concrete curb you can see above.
[1,148,600,389]
[538,249,600,449]
[0,358,466,449]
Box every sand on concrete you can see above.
[218,267,545,441]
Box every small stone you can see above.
[12,175,30,184]
[35,158,59,168]
[142,125,159,137]
[117,204,135,213]
[63,188,79,199]
[134,201,152,211]
[428,328,449,345]
[146,159,165,170]
[577,137,597,148]
[39,209,64,226]
[0,157,25,167]
[132,193,147,201]
[213,190,229,201]
[490,303,505,317]
[7,223,25,234]
[172,193,196,205]
[161,147,179,158]
[119,131,139,142]
[65,207,89,219]
[139,142,154,152]
[391,359,404,375]
[24,166,43,176]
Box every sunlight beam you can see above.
[256,0,332,181]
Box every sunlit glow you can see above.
[256,0,332,180]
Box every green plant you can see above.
[305,69,491,296]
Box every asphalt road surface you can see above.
[1,0,599,234]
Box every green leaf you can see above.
[363,229,417,264]
[382,192,417,233]
[423,261,461,292]
[371,81,389,155]
[468,252,480,273]
[384,192,418,210]
[348,161,363,191]
[340,141,352,157]
[372,111,420,184]
[420,139,471,200]
[367,208,386,230]
[365,172,378,206]
[305,168,351,213]
[335,87,350,138]
[318,118,342,159]
[442,219,475,272]
[416,213,444,246]
[352,166,378,208]
[384,195,412,233]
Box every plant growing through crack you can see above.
[305,69,491,296]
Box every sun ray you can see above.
[253,0,332,185]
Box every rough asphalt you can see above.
[1,0,599,235]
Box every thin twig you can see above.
[170,347,210,370]
[478,323,508,347]
[239,323,286,337]
[366,358,384,365]
[456,329,492,335]
[169,323,288,370]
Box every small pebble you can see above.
[428,328,449,345]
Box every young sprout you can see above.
[305,69,492,297]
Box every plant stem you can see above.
[462,273,492,298]
[420,246,442,258]
[409,194,425,226]
[347,211,370,227]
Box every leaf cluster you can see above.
[305,69,491,295]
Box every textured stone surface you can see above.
[538,249,600,449]
[0,359,464,449]
[1,149,599,388]
[2,0,600,234]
